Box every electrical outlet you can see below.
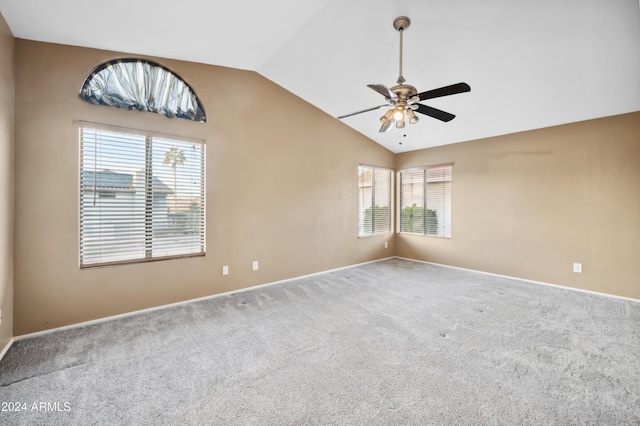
[252,261,259,271]
[384,242,388,249]
[222,265,229,276]
[573,263,582,273]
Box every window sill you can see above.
[358,233,393,239]
[80,252,205,270]
[397,232,451,239]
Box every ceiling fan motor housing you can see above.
[391,84,418,101]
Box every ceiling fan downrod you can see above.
[393,16,410,85]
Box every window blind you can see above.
[358,165,392,236]
[80,127,205,267]
[399,164,452,237]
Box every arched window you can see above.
[79,59,206,122]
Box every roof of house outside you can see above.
[82,170,173,194]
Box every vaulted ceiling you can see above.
[1,0,638,153]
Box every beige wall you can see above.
[396,112,640,299]
[13,40,395,335]
[0,13,14,348]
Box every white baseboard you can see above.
[395,256,640,304]
[0,337,14,362]
[15,257,396,342]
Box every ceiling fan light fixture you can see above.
[379,109,394,125]
[407,108,419,124]
[380,109,394,124]
[380,119,394,132]
[395,115,405,129]
[393,106,405,121]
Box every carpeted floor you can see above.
[1,258,639,425]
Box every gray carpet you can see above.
[1,258,639,425]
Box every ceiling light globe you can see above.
[380,109,394,125]
[380,120,393,132]
[407,109,419,124]
[393,108,404,121]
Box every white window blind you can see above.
[80,126,205,267]
[358,165,392,236]
[399,164,452,237]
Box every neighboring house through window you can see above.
[399,164,452,237]
[358,165,393,236]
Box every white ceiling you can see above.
[1,0,639,153]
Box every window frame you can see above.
[78,121,206,269]
[358,164,394,237]
[398,163,453,238]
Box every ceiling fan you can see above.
[338,16,471,132]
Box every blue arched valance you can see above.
[79,58,206,122]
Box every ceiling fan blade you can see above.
[415,104,456,122]
[418,82,471,101]
[367,84,396,100]
[338,104,389,120]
